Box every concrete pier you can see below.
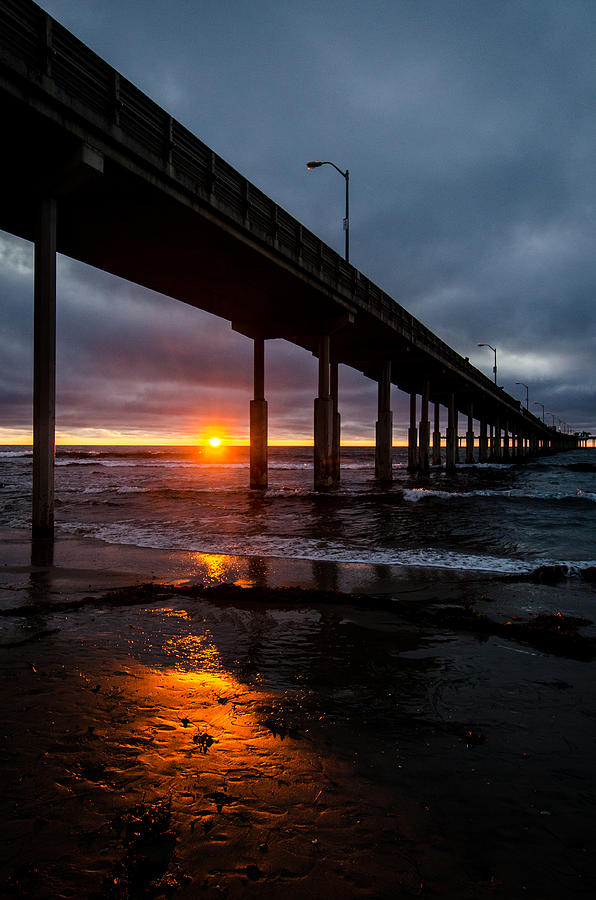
[432,401,442,466]
[331,360,341,484]
[418,381,430,473]
[479,419,489,462]
[446,393,458,471]
[503,423,510,459]
[33,197,57,541]
[465,403,475,464]
[314,336,334,489]
[249,336,268,489]
[408,392,418,471]
[0,0,578,542]
[375,361,393,481]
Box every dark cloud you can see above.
[1,0,595,440]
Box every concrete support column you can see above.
[489,422,496,459]
[33,197,57,541]
[408,391,418,471]
[432,401,442,466]
[330,360,341,484]
[446,392,458,471]
[465,402,475,464]
[375,360,393,481]
[250,336,268,489]
[418,380,430,473]
[503,423,510,459]
[494,417,502,459]
[479,419,489,462]
[314,335,334,489]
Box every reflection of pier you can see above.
[0,0,579,540]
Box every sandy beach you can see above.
[1,526,596,898]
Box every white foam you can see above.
[403,487,596,504]
[59,520,596,577]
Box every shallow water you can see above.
[1,445,596,576]
[2,587,595,898]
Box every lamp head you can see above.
[306,160,323,169]
[477,342,485,347]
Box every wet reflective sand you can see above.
[1,560,596,898]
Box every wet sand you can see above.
[1,527,596,898]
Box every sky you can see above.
[1,0,595,444]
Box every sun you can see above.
[208,437,221,447]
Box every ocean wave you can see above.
[58,520,596,577]
[56,459,203,468]
[0,450,32,458]
[79,485,246,501]
[403,487,596,504]
[56,448,186,460]
[116,486,152,494]
[531,461,596,474]
[56,459,137,467]
[462,462,515,469]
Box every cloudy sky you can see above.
[1,0,595,444]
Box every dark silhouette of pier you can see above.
[0,0,578,539]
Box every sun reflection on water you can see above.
[163,633,222,673]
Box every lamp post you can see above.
[306,160,349,262]
[477,343,497,384]
[534,401,545,422]
[546,411,556,427]
[515,381,529,410]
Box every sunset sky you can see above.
[1,0,595,444]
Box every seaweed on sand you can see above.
[103,797,181,898]
[434,605,595,660]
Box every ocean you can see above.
[1,445,595,577]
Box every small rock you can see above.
[245,864,264,881]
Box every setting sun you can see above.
[208,437,221,447]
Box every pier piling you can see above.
[249,336,268,489]
[33,196,56,541]
[375,361,393,481]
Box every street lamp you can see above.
[306,160,349,262]
[546,411,556,427]
[515,381,529,410]
[534,401,545,422]
[477,343,497,384]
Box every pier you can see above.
[0,0,578,540]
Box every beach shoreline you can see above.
[0,525,489,611]
[1,526,596,897]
